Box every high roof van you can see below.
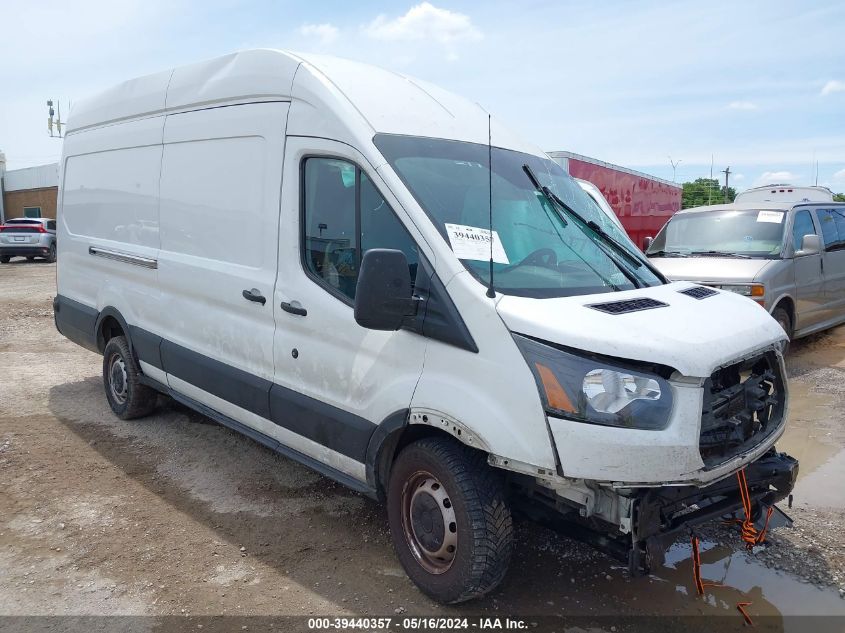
[55,50,798,603]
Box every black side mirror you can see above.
[354,249,417,330]
[643,236,654,251]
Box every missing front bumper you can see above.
[631,449,798,572]
[515,448,798,575]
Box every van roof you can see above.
[675,201,845,215]
[67,49,542,156]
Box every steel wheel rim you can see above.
[109,354,129,405]
[400,470,457,574]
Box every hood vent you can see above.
[587,297,668,314]
[679,286,719,300]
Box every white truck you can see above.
[54,50,797,603]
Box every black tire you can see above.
[387,436,513,604]
[46,243,57,263]
[0,256,8,264]
[772,306,792,352]
[102,336,157,419]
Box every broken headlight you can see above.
[514,334,673,430]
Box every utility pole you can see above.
[721,166,731,203]
[708,154,714,205]
[669,156,682,183]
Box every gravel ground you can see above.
[1,260,845,628]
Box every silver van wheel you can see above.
[102,335,157,419]
[401,471,458,574]
[108,355,129,404]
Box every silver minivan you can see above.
[646,201,845,340]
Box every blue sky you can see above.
[1,0,844,191]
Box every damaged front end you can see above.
[513,448,798,575]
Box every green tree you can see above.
[681,178,736,208]
[834,193,845,202]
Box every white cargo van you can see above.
[55,50,798,603]
[736,184,835,204]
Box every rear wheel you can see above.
[387,437,513,604]
[102,336,157,419]
[46,243,57,263]
[0,256,8,264]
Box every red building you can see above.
[549,151,682,250]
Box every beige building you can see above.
[0,156,59,223]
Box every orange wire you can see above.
[737,602,755,626]
[689,468,772,626]
[736,468,774,550]
[690,535,723,595]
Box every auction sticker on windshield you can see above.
[444,223,510,264]
[757,210,785,223]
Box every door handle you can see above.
[280,301,307,316]
[242,288,266,305]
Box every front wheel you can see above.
[102,336,157,419]
[387,437,513,604]
[772,306,792,353]
[0,256,9,264]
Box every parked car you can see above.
[645,201,845,341]
[55,50,797,604]
[0,218,57,263]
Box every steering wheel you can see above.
[501,248,558,272]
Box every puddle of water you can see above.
[559,538,845,630]
[778,380,845,509]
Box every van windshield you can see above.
[647,209,787,259]
[374,134,661,298]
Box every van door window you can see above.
[302,158,418,302]
[816,209,845,251]
[303,158,358,299]
[791,210,816,251]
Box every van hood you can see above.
[648,256,773,284]
[496,281,785,377]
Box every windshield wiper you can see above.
[522,164,664,289]
[523,165,645,270]
[690,250,751,259]
[647,250,689,258]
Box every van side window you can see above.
[302,158,418,302]
[791,210,816,251]
[816,209,845,252]
[303,158,358,299]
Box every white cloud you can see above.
[821,80,845,96]
[364,3,481,44]
[732,173,745,181]
[833,168,845,183]
[299,23,339,44]
[727,101,758,110]
[754,171,798,187]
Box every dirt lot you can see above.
[2,261,845,630]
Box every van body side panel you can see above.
[409,272,558,471]
[57,115,164,341]
[157,103,288,403]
